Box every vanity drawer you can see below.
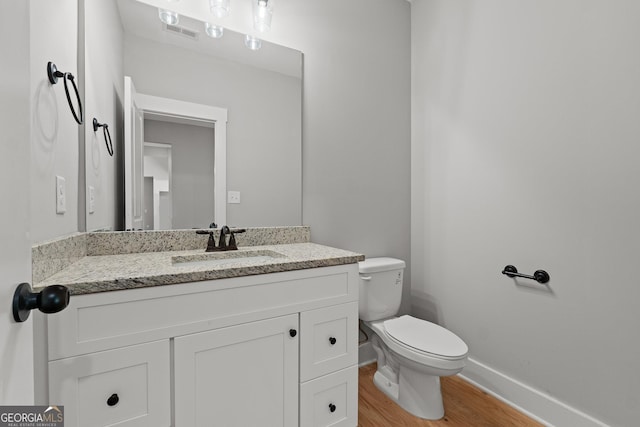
[300,302,358,381]
[49,340,170,427]
[300,366,358,427]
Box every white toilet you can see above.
[359,257,468,420]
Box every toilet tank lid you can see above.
[359,257,406,273]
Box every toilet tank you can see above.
[358,257,406,321]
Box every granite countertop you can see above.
[34,243,365,295]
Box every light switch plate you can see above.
[227,191,241,204]
[56,176,66,214]
[88,186,95,214]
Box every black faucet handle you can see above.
[225,228,246,250]
[196,230,217,252]
[228,233,239,250]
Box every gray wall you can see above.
[124,35,302,228]
[411,0,640,425]
[30,0,79,242]
[144,119,216,229]
[269,0,413,310]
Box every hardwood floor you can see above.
[358,364,543,427]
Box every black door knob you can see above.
[289,329,297,337]
[39,285,70,314]
[329,337,337,345]
[329,403,336,413]
[107,393,119,407]
[13,283,70,322]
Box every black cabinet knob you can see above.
[289,329,297,338]
[107,393,119,407]
[329,403,336,413]
[329,337,337,345]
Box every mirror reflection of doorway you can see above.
[143,176,155,230]
[143,142,172,230]
[125,76,228,230]
[143,119,215,230]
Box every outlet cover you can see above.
[227,191,241,204]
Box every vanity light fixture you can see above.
[158,8,179,25]
[205,22,224,38]
[244,34,262,50]
[252,0,273,32]
[210,0,230,18]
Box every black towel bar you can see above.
[502,265,550,284]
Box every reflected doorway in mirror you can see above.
[124,75,228,230]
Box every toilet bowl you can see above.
[359,258,468,420]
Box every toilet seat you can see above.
[383,315,468,360]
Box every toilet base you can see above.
[365,318,466,420]
[373,370,399,401]
[373,364,445,420]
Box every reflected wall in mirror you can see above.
[84,0,302,232]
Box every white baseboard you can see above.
[459,357,609,427]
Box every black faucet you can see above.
[196,226,246,252]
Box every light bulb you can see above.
[210,0,230,18]
[158,8,179,25]
[244,34,262,51]
[205,22,224,39]
[252,0,273,32]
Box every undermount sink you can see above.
[171,250,286,268]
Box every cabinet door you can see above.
[174,314,299,427]
[48,340,170,427]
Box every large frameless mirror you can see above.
[84,0,302,231]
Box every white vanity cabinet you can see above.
[43,264,359,427]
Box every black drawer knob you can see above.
[329,337,337,345]
[329,403,336,413]
[107,393,119,407]
[289,329,297,338]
